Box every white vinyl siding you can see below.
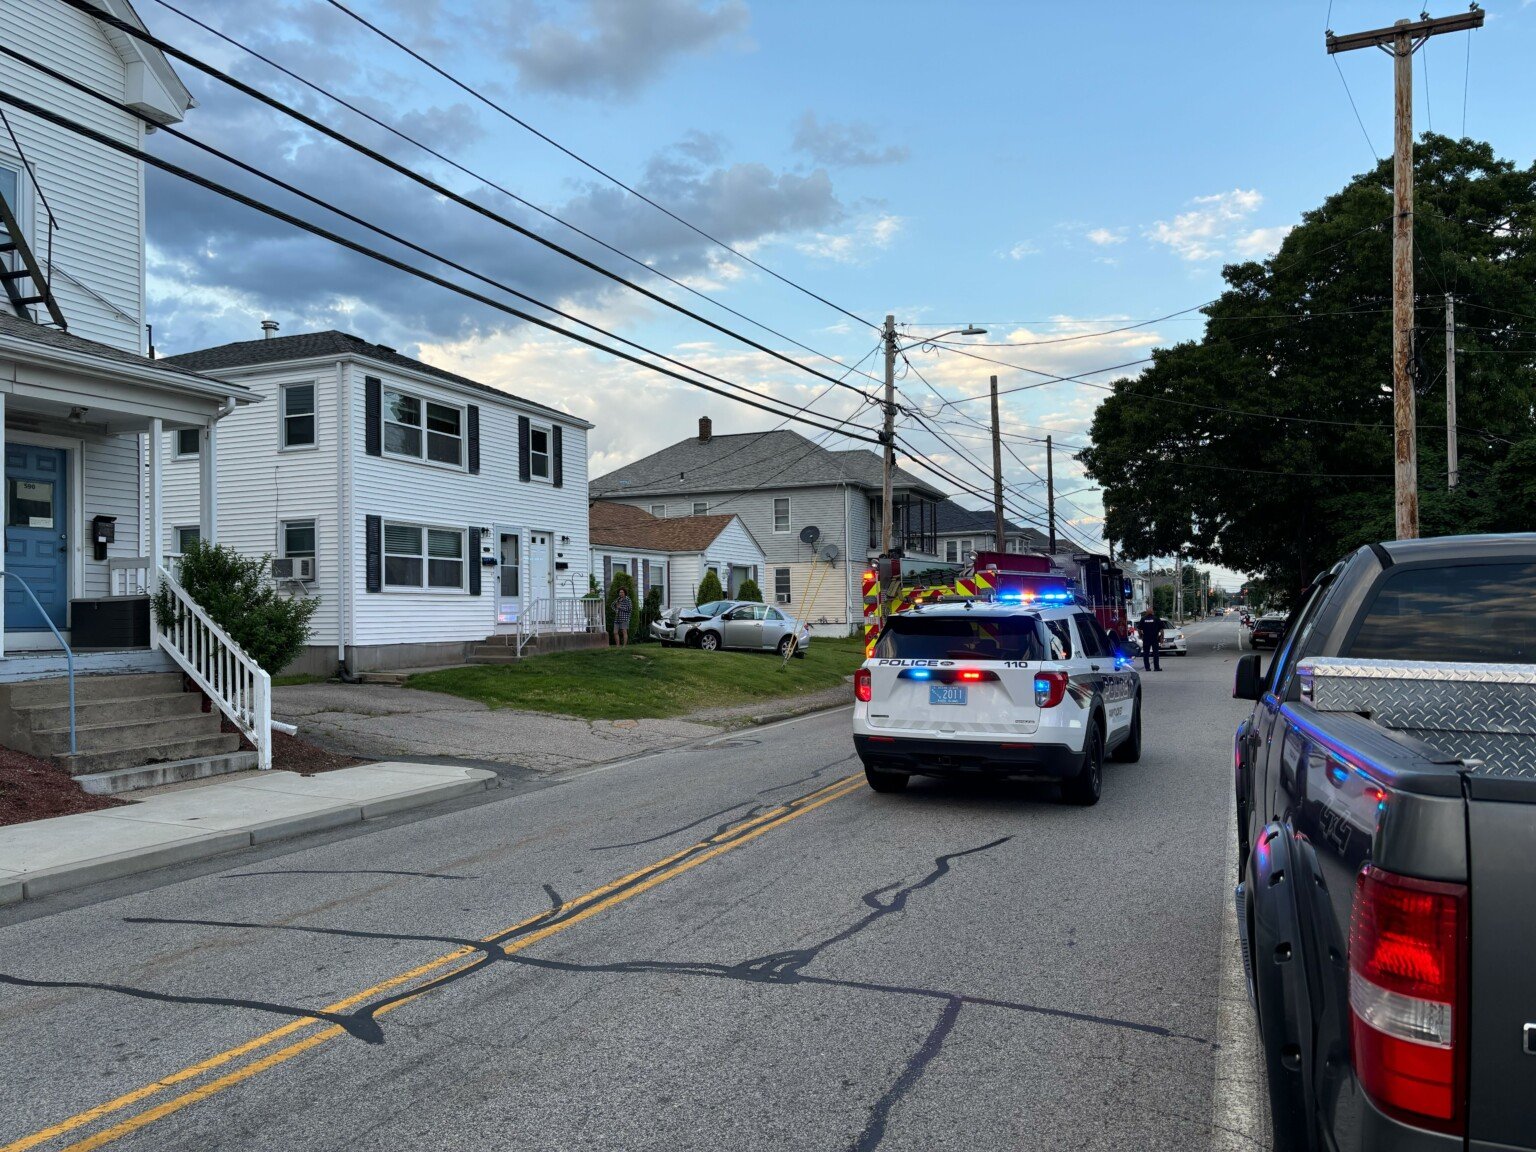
[80,435,142,599]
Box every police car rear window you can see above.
[875,616,1045,662]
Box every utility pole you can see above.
[1445,292,1458,489]
[989,374,1005,552]
[1045,434,1056,554]
[1327,7,1484,539]
[880,313,897,558]
[1175,552,1183,625]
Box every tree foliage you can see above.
[637,586,664,643]
[696,569,725,605]
[736,578,763,603]
[1080,136,1536,598]
[604,571,635,637]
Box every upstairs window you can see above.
[773,497,790,534]
[282,384,316,448]
[530,425,551,480]
[692,501,708,515]
[650,504,666,517]
[945,540,958,563]
[384,389,463,467]
[282,519,316,558]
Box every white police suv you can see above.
[852,598,1142,803]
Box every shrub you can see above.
[605,570,636,637]
[637,586,664,642]
[696,568,724,605]
[152,539,319,673]
[736,578,763,603]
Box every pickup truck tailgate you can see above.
[1466,775,1536,1151]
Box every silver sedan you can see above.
[692,602,811,657]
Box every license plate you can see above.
[930,685,967,706]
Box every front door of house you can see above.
[496,530,521,625]
[527,532,551,623]
[4,443,68,632]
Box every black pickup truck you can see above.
[1233,533,1536,1151]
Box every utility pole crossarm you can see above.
[1325,7,1484,54]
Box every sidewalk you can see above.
[0,761,498,906]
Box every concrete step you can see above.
[33,712,224,757]
[17,690,204,732]
[74,750,259,795]
[60,732,242,776]
[5,672,185,709]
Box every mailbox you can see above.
[90,514,116,561]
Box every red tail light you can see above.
[1034,671,1068,708]
[854,668,873,703]
[958,670,985,682]
[1349,865,1468,1134]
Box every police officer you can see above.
[1136,607,1166,672]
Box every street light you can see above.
[880,319,987,556]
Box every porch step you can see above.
[31,712,223,757]
[5,672,184,709]
[58,732,242,777]
[75,750,259,795]
[18,690,205,731]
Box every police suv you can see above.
[852,597,1142,802]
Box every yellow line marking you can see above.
[7,774,863,1152]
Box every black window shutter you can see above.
[552,425,564,488]
[468,527,482,595]
[467,406,480,474]
[365,515,382,592]
[518,415,531,482]
[602,555,612,589]
[365,376,382,457]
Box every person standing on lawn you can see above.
[613,587,632,647]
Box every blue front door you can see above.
[5,444,68,632]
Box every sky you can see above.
[132,0,1536,588]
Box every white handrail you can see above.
[515,597,604,655]
[151,565,272,771]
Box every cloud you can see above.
[1232,224,1294,259]
[794,213,903,263]
[506,0,749,97]
[791,113,909,168]
[1001,241,1038,260]
[1145,188,1265,262]
[1085,227,1126,246]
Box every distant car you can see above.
[1163,625,1189,656]
[1248,614,1287,649]
[690,601,811,657]
[651,599,734,646]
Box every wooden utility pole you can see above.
[880,313,896,557]
[1445,292,1458,489]
[1045,434,1056,554]
[989,375,1006,550]
[1327,7,1484,539]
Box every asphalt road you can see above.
[0,619,1265,1152]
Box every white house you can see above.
[161,328,596,674]
[589,502,765,610]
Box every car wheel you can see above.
[698,631,721,652]
[863,763,909,793]
[1062,722,1103,806]
[776,635,794,657]
[1111,693,1142,763]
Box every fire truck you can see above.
[968,550,1135,641]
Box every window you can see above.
[611,559,629,575]
[774,567,792,604]
[945,540,958,563]
[174,525,200,554]
[384,389,463,467]
[875,616,1044,662]
[174,428,200,458]
[281,384,316,448]
[529,425,551,479]
[1043,618,1073,660]
[773,497,790,534]
[692,501,709,515]
[8,479,53,528]
[959,538,973,558]
[499,534,520,598]
[650,504,666,517]
[282,519,316,558]
[1074,613,1111,659]
[1346,562,1536,664]
[383,522,465,589]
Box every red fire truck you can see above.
[968,551,1134,641]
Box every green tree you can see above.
[1080,135,1536,599]
[152,540,319,673]
[1152,584,1175,619]
[637,586,663,643]
[736,577,763,603]
[696,568,724,605]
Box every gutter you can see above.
[0,332,258,404]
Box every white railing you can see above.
[516,597,605,656]
[108,555,183,596]
[152,565,272,771]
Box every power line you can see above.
[57,0,877,402]
[1461,24,1472,137]
[144,0,884,392]
[318,0,879,334]
[0,85,883,445]
[1332,53,1381,162]
[927,305,1397,348]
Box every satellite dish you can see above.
[820,544,840,564]
[799,525,821,545]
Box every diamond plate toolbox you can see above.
[1297,657,1536,778]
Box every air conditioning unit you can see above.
[776,592,791,605]
[271,557,317,582]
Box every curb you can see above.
[0,771,500,907]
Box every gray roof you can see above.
[0,313,232,390]
[589,429,943,499]
[933,497,1049,547]
[166,330,582,424]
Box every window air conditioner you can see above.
[271,558,294,579]
[776,592,791,604]
[271,557,317,582]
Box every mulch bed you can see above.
[222,718,365,775]
[0,747,126,827]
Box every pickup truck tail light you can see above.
[1348,864,1468,1134]
[1034,671,1069,708]
[853,669,873,703]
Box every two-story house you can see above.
[934,498,1051,564]
[160,328,596,674]
[590,417,946,634]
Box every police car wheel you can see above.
[1111,694,1142,764]
[864,764,909,793]
[1062,723,1103,806]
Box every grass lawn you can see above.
[408,635,866,721]
[273,673,329,687]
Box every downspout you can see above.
[843,484,852,636]
[334,359,359,682]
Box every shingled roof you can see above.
[166,330,585,425]
[933,498,1050,548]
[589,427,941,499]
[0,312,242,392]
[589,502,743,552]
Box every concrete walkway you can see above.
[0,761,497,906]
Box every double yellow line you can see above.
[4,773,865,1152]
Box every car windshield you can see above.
[692,601,731,617]
[874,615,1044,662]
[1347,560,1536,663]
